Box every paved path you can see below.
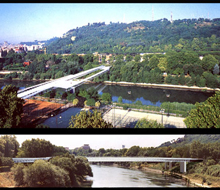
[103,108,186,128]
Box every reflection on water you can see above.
[87,164,187,188]
[42,107,82,128]
[80,83,214,106]
[0,80,214,106]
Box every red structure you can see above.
[23,61,31,67]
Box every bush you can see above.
[122,105,128,110]
[206,159,216,166]
[23,160,71,187]
[0,157,14,167]
[11,163,26,186]
[72,99,79,106]
[205,165,220,177]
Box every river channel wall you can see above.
[101,81,220,92]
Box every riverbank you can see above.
[103,81,220,92]
[129,165,214,188]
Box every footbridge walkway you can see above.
[86,157,203,173]
[12,156,203,173]
[17,65,110,99]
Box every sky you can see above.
[5,134,185,150]
[0,3,220,44]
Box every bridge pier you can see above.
[169,162,172,170]
[180,161,186,173]
[71,87,75,93]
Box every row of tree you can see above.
[0,136,69,160]
[72,138,220,163]
[97,52,220,89]
[11,154,92,187]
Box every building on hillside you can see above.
[81,144,90,150]
[122,145,125,149]
[64,147,69,150]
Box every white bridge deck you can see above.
[12,156,203,173]
[86,157,203,163]
[17,65,110,99]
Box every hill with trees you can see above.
[159,134,220,148]
[45,18,220,54]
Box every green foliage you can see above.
[17,138,54,157]
[72,98,79,106]
[46,19,220,54]
[118,96,123,103]
[135,118,164,128]
[0,135,19,157]
[0,157,14,167]
[184,92,220,128]
[0,85,24,128]
[68,110,113,128]
[201,54,218,72]
[11,163,26,186]
[125,146,141,157]
[86,98,95,106]
[205,165,220,177]
[11,152,92,187]
[101,93,112,103]
[23,160,71,187]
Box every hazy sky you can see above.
[0,3,219,44]
[6,134,185,150]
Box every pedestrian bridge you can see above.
[12,156,203,173]
[86,157,203,173]
[17,65,110,99]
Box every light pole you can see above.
[166,93,170,116]
[112,102,116,128]
[160,109,165,126]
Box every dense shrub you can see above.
[205,165,220,177]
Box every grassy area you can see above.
[115,101,195,117]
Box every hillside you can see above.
[158,135,220,148]
[45,18,220,54]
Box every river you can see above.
[86,164,188,188]
[0,80,214,106]
[0,80,214,128]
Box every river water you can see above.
[0,80,214,106]
[0,80,214,128]
[86,164,188,188]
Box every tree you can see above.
[101,93,112,103]
[201,54,218,72]
[135,118,164,128]
[0,135,19,157]
[85,98,95,107]
[95,101,101,108]
[23,160,71,187]
[158,57,168,72]
[0,85,24,128]
[72,99,79,106]
[68,110,113,128]
[17,138,54,157]
[125,146,141,157]
[149,55,159,69]
[118,96,123,103]
[184,92,220,128]
[134,54,141,62]
[126,54,133,62]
